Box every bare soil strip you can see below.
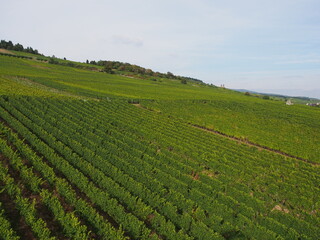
[0,49,15,55]
[131,103,319,166]
[191,124,319,166]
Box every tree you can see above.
[103,64,114,74]
[181,79,187,84]
[13,43,24,51]
[167,71,174,78]
[0,40,7,48]
[118,65,126,71]
[7,41,14,50]
[262,95,270,100]
[145,69,153,75]
[25,47,32,53]
[48,57,58,64]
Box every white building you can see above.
[286,100,293,105]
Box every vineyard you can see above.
[0,96,319,239]
[140,99,320,163]
[0,50,319,239]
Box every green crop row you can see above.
[4,95,217,239]
[0,202,20,240]
[0,96,319,239]
[84,99,316,236]
[0,52,32,59]
[0,123,127,240]
[140,99,320,163]
[21,97,228,240]
[15,95,276,238]
[0,162,55,239]
[0,136,93,239]
[28,97,320,238]
[13,97,318,238]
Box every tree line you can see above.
[87,59,203,83]
[0,39,41,55]
[1,39,203,84]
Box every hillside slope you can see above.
[140,99,320,163]
[0,50,319,239]
[0,52,319,162]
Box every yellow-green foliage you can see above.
[0,54,235,100]
[1,53,319,162]
[141,99,320,163]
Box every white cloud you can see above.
[1,0,320,97]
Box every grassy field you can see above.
[0,54,241,99]
[0,52,319,239]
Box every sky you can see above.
[1,0,320,98]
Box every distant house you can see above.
[306,103,320,107]
[286,100,293,105]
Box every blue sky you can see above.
[1,0,320,98]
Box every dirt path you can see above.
[191,124,319,166]
[0,49,15,55]
[131,103,319,166]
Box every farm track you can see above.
[132,103,319,167]
[191,124,320,167]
